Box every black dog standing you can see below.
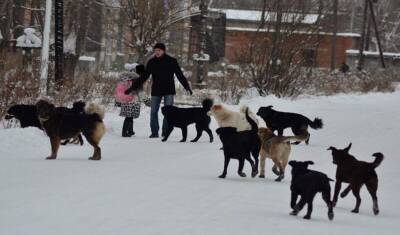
[161,99,214,142]
[289,160,334,220]
[328,143,384,215]
[257,106,323,145]
[216,109,260,178]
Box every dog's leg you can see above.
[259,151,267,178]
[366,179,379,215]
[322,189,334,220]
[272,164,280,176]
[204,127,213,143]
[84,123,104,160]
[304,196,315,220]
[290,197,306,216]
[251,151,259,177]
[351,184,362,213]
[161,126,174,142]
[219,157,230,178]
[275,161,285,182]
[332,181,342,207]
[245,154,257,178]
[180,126,187,142]
[290,191,299,209]
[277,129,283,136]
[191,124,203,142]
[47,136,60,160]
[237,158,247,177]
[78,134,84,145]
[86,137,101,160]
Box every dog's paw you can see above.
[46,155,56,160]
[351,209,359,213]
[251,170,258,178]
[238,172,247,177]
[218,174,226,178]
[303,215,311,220]
[290,210,298,216]
[179,139,186,142]
[292,141,301,145]
[161,138,167,142]
[88,156,101,161]
[328,211,334,220]
[259,174,265,178]
[190,139,197,142]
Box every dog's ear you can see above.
[288,160,296,166]
[345,143,352,152]
[327,146,336,151]
[266,105,273,109]
[305,161,314,166]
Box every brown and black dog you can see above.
[328,143,384,215]
[36,100,105,160]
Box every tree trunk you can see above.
[55,0,64,85]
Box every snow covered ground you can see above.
[1,91,399,235]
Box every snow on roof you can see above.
[346,49,400,58]
[16,28,42,48]
[79,56,96,62]
[209,8,319,24]
[225,26,361,37]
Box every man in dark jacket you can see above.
[127,42,193,138]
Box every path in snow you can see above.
[0,92,399,235]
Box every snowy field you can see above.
[1,91,399,235]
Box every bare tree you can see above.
[118,0,185,63]
[238,0,326,97]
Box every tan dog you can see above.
[258,127,305,181]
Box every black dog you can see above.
[36,100,105,160]
[256,106,323,145]
[5,104,42,128]
[328,143,384,215]
[5,102,86,145]
[216,109,260,178]
[289,160,334,220]
[161,99,214,142]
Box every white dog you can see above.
[208,104,259,131]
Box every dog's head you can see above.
[5,105,21,120]
[36,100,56,121]
[327,143,352,165]
[72,101,86,113]
[289,160,314,176]
[257,127,275,140]
[256,106,274,118]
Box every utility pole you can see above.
[358,0,385,70]
[330,0,338,71]
[54,0,64,85]
[39,0,51,95]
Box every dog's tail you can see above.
[202,98,214,111]
[85,103,105,120]
[245,108,258,133]
[309,118,323,129]
[371,152,384,168]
